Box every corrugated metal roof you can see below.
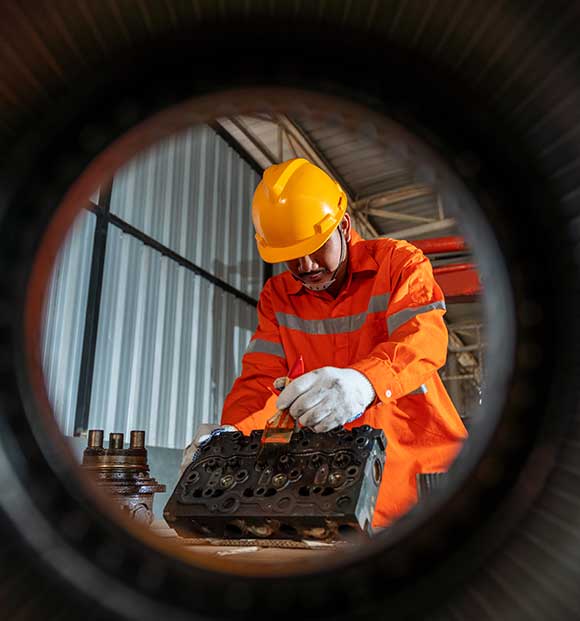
[216,113,467,240]
[292,115,415,199]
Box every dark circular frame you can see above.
[1,11,579,621]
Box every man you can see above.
[219,158,467,527]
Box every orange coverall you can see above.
[221,230,468,526]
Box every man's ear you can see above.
[342,213,352,243]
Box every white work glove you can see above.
[276,367,375,433]
[178,424,237,478]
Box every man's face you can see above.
[285,217,350,288]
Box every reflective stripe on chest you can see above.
[275,292,391,335]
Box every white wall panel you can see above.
[44,126,261,448]
[88,226,257,449]
[110,125,263,300]
[41,210,96,436]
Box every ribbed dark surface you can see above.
[1,1,580,619]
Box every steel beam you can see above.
[350,210,380,239]
[364,207,434,223]
[276,115,357,202]
[210,121,264,176]
[354,184,434,209]
[382,218,456,239]
[74,180,113,436]
[226,117,278,166]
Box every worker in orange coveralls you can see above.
[219,158,467,527]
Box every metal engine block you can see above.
[81,430,166,525]
[164,425,386,541]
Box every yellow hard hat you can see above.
[252,158,348,263]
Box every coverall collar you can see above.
[285,229,379,296]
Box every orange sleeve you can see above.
[220,281,288,430]
[350,242,448,403]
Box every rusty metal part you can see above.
[81,429,165,525]
[164,426,386,541]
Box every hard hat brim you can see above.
[256,206,346,264]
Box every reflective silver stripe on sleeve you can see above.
[408,384,428,396]
[244,339,286,359]
[387,301,446,334]
[276,293,390,335]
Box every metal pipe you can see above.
[410,236,468,255]
[109,433,124,449]
[87,429,104,449]
[130,430,145,449]
[433,263,476,275]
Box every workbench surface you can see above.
[150,520,358,567]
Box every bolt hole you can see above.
[243,488,254,497]
[338,524,358,537]
[224,522,243,537]
[312,486,322,494]
[264,488,277,497]
[373,459,382,484]
[347,466,358,476]
[334,454,350,468]
[321,487,334,496]
[256,487,266,496]
[279,523,298,537]
[298,486,310,497]
[222,497,236,510]
[212,489,224,498]
[276,497,292,510]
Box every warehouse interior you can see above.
[3,1,579,616]
[40,111,485,552]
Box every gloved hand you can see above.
[178,424,237,477]
[276,366,375,432]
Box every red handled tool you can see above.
[258,355,304,457]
